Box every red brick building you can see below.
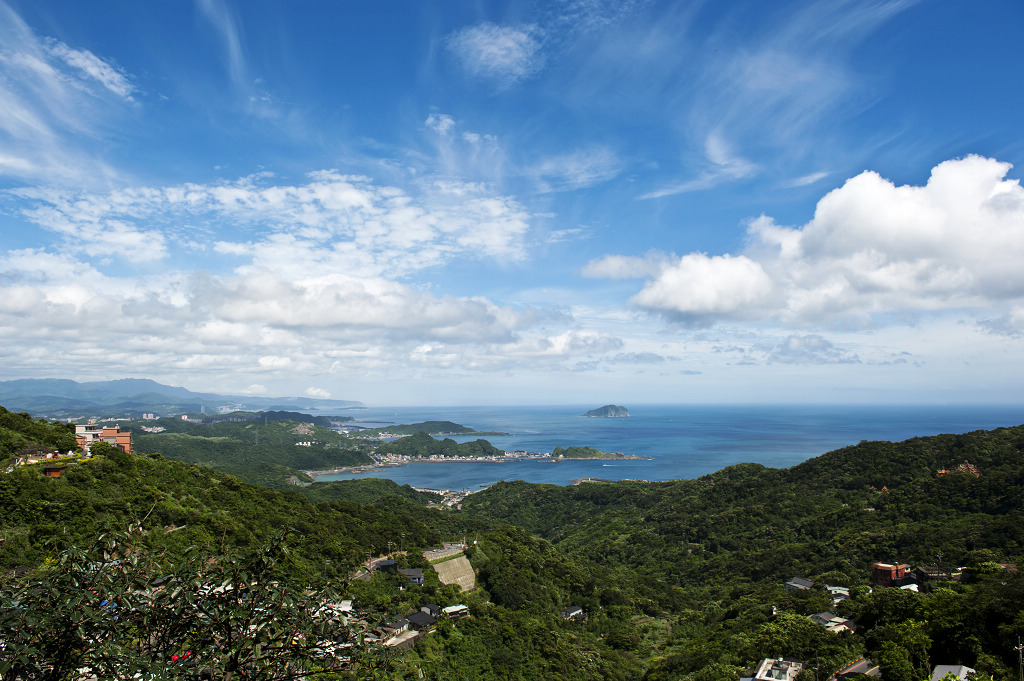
[871,562,910,587]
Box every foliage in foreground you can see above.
[0,529,371,681]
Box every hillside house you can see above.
[22,447,71,464]
[809,611,855,633]
[442,604,470,620]
[560,605,585,620]
[399,568,424,585]
[752,658,803,681]
[406,611,436,630]
[75,425,132,455]
[872,562,911,587]
[785,577,813,592]
[374,560,397,573]
[915,566,958,583]
[824,585,850,604]
[381,617,410,635]
[930,665,976,681]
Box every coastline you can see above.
[303,452,653,482]
[294,405,1024,490]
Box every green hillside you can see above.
[0,407,80,473]
[3,404,1024,681]
[371,421,480,435]
[128,415,373,487]
[379,430,505,458]
[461,426,1024,681]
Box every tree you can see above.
[876,641,915,681]
[86,439,119,458]
[0,528,365,680]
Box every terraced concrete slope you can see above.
[432,554,475,592]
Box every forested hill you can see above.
[457,425,1024,680]
[0,448,443,578]
[0,406,78,463]
[369,420,484,435]
[128,414,374,487]
[379,430,505,458]
[4,403,1024,681]
[462,425,1024,574]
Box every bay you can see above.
[316,404,1023,490]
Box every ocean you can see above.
[315,404,1024,491]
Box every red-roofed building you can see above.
[43,465,70,477]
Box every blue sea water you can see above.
[316,404,1024,490]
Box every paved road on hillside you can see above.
[831,658,880,680]
[423,543,466,561]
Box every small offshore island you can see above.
[582,404,630,417]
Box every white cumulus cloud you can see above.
[594,156,1024,330]
[631,254,773,323]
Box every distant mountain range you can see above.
[0,378,363,418]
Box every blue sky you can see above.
[1,0,1023,406]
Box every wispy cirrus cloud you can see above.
[196,0,247,89]
[0,1,132,184]
[628,0,916,198]
[779,171,831,188]
[446,23,544,87]
[529,146,622,192]
[580,251,674,279]
[640,131,758,198]
[44,39,136,101]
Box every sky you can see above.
[1,0,1023,407]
